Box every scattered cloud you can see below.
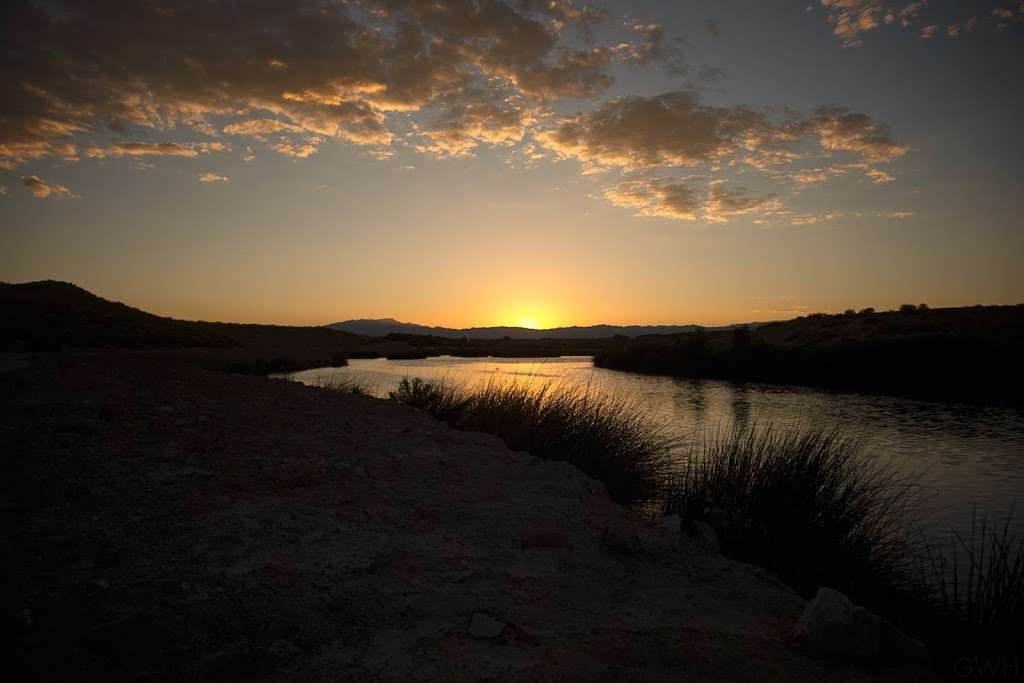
[270,137,322,159]
[946,17,979,37]
[537,92,776,172]
[883,210,915,219]
[198,172,229,183]
[865,168,895,183]
[603,178,702,220]
[807,107,909,162]
[788,211,845,225]
[415,90,538,158]
[0,185,6,196]
[603,177,787,224]
[85,142,227,159]
[790,166,846,185]
[621,22,688,75]
[536,91,906,222]
[818,0,1022,46]
[222,119,305,138]
[704,181,781,223]
[538,94,905,175]
[19,175,78,198]
[819,0,891,47]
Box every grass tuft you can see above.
[661,424,921,603]
[915,510,1024,666]
[391,377,677,505]
[300,371,369,395]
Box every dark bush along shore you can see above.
[595,304,1024,405]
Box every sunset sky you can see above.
[2,0,1022,328]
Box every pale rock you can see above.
[791,587,928,667]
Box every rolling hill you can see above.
[326,318,756,339]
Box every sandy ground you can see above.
[1,352,907,681]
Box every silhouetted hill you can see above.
[0,280,362,360]
[595,304,1024,403]
[327,318,757,339]
[0,281,643,365]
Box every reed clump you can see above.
[299,371,369,395]
[661,425,922,605]
[392,377,677,505]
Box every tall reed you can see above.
[915,510,1024,669]
[661,425,922,604]
[392,377,677,505]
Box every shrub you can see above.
[732,326,751,350]
[661,423,1023,672]
[392,377,677,505]
[661,424,920,602]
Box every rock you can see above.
[688,521,720,552]
[661,514,682,533]
[469,612,506,639]
[791,587,928,667]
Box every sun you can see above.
[518,318,541,329]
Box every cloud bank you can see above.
[0,1,916,223]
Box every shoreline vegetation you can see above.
[5,281,1022,405]
[386,377,1023,678]
[594,304,1024,405]
[392,377,676,505]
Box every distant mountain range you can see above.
[325,318,757,339]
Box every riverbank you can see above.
[594,305,1024,405]
[2,351,907,681]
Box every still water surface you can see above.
[287,356,1024,541]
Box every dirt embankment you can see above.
[2,353,902,680]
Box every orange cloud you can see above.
[0,0,614,170]
[603,178,702,220]
[19,174,78,199]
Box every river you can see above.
[286,355,1024,543]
